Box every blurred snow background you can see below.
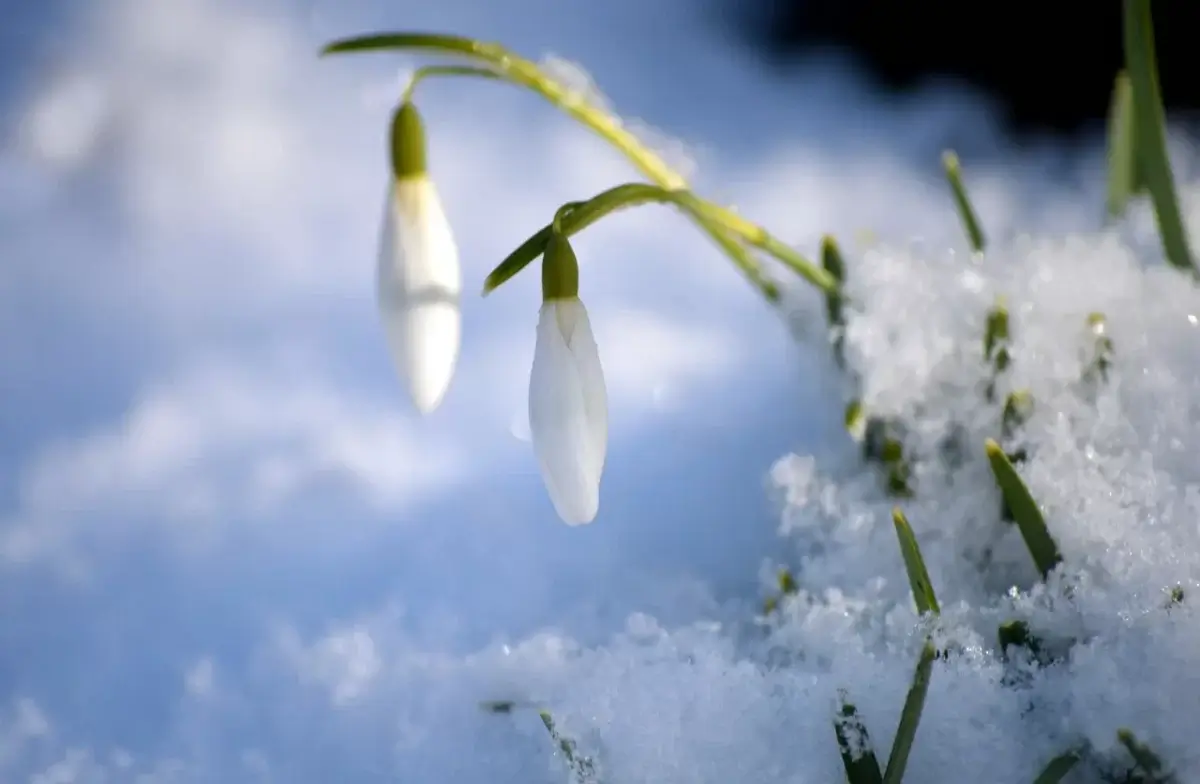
[3,0,1200,780]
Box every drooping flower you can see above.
[377,100,461,415]
[528,228,609,524]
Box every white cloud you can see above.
[184,658,217,699]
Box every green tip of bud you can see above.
[541,229,580,301]
[390,101,428,180]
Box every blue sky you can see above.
[3,0,1179,780]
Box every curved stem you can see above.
[485,183,781,301]
[403,64,502,102]
[323,32,837,294]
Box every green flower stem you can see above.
[402,64,503,102]
[484,182,781,300]
[1123,0,1196,275]
[321,32,836,294]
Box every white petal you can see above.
[528,299,608,525]
[555,299,608,484]
[376,177,462,414]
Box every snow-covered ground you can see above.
[2,0,1199,780]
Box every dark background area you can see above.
[724,0,1200,139]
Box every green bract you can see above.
[389,102,427,180]
[541,226,580,301]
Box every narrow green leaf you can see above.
[1123,0,1196,274]
[834,692,884,784]
[321,32,500,59]
[1033,749,1082,784]
[892,508,940,616]
[985,440,1063,579]
[1107,70,1139,219]
[822,235,848,367]
[942,150,986,253]
[882,642,936,784]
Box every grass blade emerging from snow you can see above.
[1123,0,1196,274]
[1032,749,1082,784]
[822,235,848,367]
[834,691,885,784]
[883,642,936,784]
[985,439,1064,578]
[942,150,986,253]
[1106,70,1140,220]
[892,508,940,616]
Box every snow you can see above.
[3,0,1200,780]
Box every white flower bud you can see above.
[377,175,461,414]
[528,296,608,525]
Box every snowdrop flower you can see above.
[377,100,461,414]
[528,226,609,524]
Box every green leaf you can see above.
[882,642,936,784]
[321,32,500,59]
[985,440,1063,579]
[822,235,848,366]
[1107,70,1140,220]
[942,150,986,253]
[834,692,884,784]
[892,508,940,616]
[1123,0,1196,274]
[1033,749,1082,784]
